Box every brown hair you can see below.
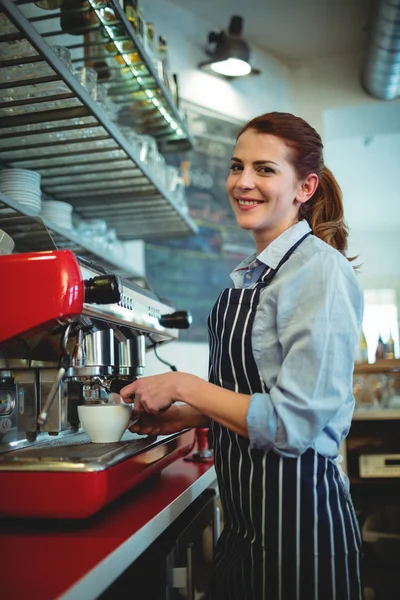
[237,112,352,259]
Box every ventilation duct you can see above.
[361,0,400,100]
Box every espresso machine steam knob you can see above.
[159,311,192,329]
[84,275,121,305]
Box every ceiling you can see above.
[168,0,373,64]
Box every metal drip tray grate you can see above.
[0,430,180,472]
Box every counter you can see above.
[0,459,216,600]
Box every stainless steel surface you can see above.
[38,368,68,430]
[117,333,145,377]
[0,0,198,242]
[78,261,180,340]
[361,0,400,100]
[84,329,115,369]
[0,429,185,472]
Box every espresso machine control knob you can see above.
[84,275,121,305]
[159,311,192,329]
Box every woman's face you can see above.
[226,129,309,250]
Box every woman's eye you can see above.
[258,167,274,174]
[229,164,242,172]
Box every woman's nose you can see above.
[235,168,255,190]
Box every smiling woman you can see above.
[226,130,319,253]
[121,111,365,600]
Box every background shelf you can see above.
[354,359,400,374]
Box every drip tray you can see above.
[0,430,181,472]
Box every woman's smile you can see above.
[236,196,265,210]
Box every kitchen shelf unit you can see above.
[354,359,400,374]
[0,191,147,280]
[0,0,198,244]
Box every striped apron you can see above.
[206,234,363,600]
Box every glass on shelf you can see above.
[94,83,120,121]
[51,46,73,71]
[34,0,64,9]
[353,376,372,410]
[72,66,98,99]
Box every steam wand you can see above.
[37,324,71,426]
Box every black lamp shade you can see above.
[212,37,250,64]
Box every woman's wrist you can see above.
[173,372,198,404]
[178,403,209,428]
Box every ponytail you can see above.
[299,166,349,256]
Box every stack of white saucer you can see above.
[41,200,73,230]
[0,168,41,214]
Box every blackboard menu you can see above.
[145,103,254,342]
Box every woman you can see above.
[120,112,364,600]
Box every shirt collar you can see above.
[232,220,311,273]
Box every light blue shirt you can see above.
[230,220,364,458]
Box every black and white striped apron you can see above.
[206,234,363,600]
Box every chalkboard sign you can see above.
[145,103,254,342]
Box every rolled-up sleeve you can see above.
[246,251,363,455]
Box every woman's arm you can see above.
[129,403,209,435]
[247,250,364,454]
[120,374,251,437]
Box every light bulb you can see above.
[210,58,251,77]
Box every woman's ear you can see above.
[296,173,319,204]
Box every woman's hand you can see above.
[128,405,189,436]
[120,372,186,414]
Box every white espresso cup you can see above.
[78,403,133,443]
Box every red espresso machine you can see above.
[0,250,194,519]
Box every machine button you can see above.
[159,311,192,329]
[84,275,121,305]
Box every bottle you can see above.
[124,0,139,34]
[359,330,368,363]
[34,0,63,8]
[386,332,395,359]
[60,0,95,36]
[375,334,385,360]
[157,36,171,91]
[103,1,141,67]
[144,21,155,54]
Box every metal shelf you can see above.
[0,0,198,242]
[0,0,194,151]
[0,191,146,280]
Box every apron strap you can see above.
[259,231,311,285]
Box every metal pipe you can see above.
[361,0,400,100]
